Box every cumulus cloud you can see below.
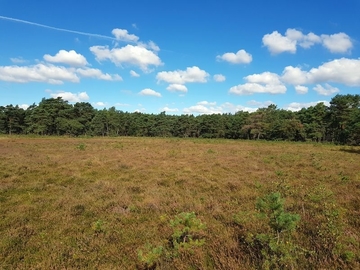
[246,72,282,85]
[263,29,352,54]
[139,88,161,97]
[283,58,360,86]
[262,31,297,54]
[321,33,352,53]
[216,49,252,64]
[162,106,179,113]
[221,102,257,113]
[130,70,140,77]
[246,100,274,107]
[229,83,287,95]
[166,84,188,93]
[111,28,139,43]
[285,29,321,48]
[284,101,330,111]
[94,102,106,107]
[213,74,226,82]
[313,84,340,96]
[0,62,123,84]
[281,66,309,85]
[183,102,223,114]
[76,68,122,81]
[0,63,79,84]
[44,50,88,67]
[111,28,159,52]
[156,66,209,84]
[294,85,308,94]
[308,58,360,86]
[183,101,256,115]
[19,104,29,109]
[229,72,286,95]
[198,101,217,106]
[50,91,90,102]
[90,44,162,72]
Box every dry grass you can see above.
[0,136,359,269]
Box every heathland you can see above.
[0,137,359,269]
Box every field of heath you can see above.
[0,136,359,269]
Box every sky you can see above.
[0,0,359,115]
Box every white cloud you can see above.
[0,62,124,84]
[246,100,274,107]
[284,101,330,111]
[263,29,352,54]
[139,88,161,97]
[162,106,179,113]
[294,85,308,94]
[183,104,222,114]
[285,29,321,48]
[134,108,146,113]
[44,50,88,67]
[156,66,209,84]
[221,102,257,113]
[281,58,360,86]
[114,102,130,107]
[281,66,308,85]
[141,41,160,52]
[216,49,252,64]
[50,91,90,102]
[246,72,282,85]
[94,102,106,107]
[321,33,352,53]
[309,58,360,86]
[198,101,217,106]
[229,83,286,95]
[90,45,162,72]
[282,58,360,86]
[111,28,139,43]
[76,68,122,81]
[166,84,188,93]
[213,74,226,82]
[19,104,29,109]
[130,70,140,77]
[183,101,257,115]
[262,31,297,54]
[313,84,340,96]
[0,63,79,84]
[10,57,27,64]
[230,72,286,95]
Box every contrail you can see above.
[0,15,116,41]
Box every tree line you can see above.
[1,94,359,145]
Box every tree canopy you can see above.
[1,94,359,145]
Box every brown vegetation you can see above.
[0,136,359,269]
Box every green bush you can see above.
[137,243,164,269]
[236,192,301,269]
[169,212,206,254]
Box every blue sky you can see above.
[1,0,359,114]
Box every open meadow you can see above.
[1,137,359,269]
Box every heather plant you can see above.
[301,185,357,266]
[1,137,359,269]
